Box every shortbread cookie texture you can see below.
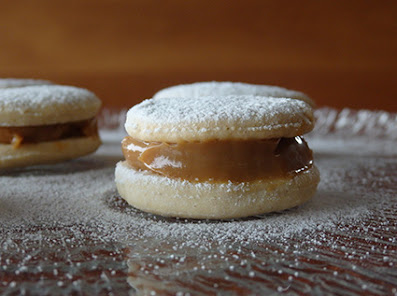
[0,136,100,169]
[116,95,319,219]
[125,95,314,142]
[0,85,101,126]
[0,78,52,89]
[116,162,320,219]
[153,81,315,107]
[0,85,102,169]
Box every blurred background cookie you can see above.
[153,82,315,107]
[0,85,101,168]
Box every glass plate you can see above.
[1,108,396,295]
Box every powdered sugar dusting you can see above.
[0,85,101,126]
[1,108,396,294]
[1,108,395,245]
[0,78,52,89]
[125,96,313,141]
[0,85,98,113]
[153,81,314,106]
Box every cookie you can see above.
[0,78,52,89]
[153,81,315,107]
[0,85,101,168]
[115,95,320,219]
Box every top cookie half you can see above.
[0,85,101,126]
[125,95,314,142]
[153,81,315,107]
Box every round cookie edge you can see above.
[0,85,102,127]
[153,81,315,107]
[124,96,314,142]
[115,161,320,219]
[0,135,101,169]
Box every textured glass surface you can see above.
[1,108,396,295]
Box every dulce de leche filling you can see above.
[0,118,98,148]
[122,136,313,182]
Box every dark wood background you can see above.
[0,0,396,111]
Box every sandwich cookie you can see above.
[115,95,320,219]
[154,81,315,107]
[0,78,52,89]
[0,85,101,169]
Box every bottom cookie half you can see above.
[0,135,101,169]
[115,161,320,219]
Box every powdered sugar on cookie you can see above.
[153,82,314,106]
[0,108,396,244]
[0,85,101,126]
[125,96,314,142]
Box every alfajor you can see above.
[115,95,320,219]
[0,78,52,89]
[0,85,101,169]
[153,81,315,107]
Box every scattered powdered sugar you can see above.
[0,108,395,246]
[0,78,52,89]
[153,81,314,106]
[1,107,396,295]
[313,107,397,140]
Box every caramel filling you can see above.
[0,118,98,148]
[122,136,313,182]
